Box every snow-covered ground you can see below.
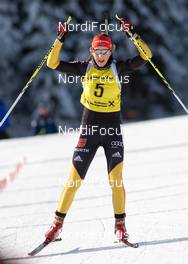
[0,115,188,264]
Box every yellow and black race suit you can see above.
[47,40,146,219]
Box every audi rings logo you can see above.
[111,141,124,148]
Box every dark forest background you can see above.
[0,0,188,137]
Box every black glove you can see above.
[118,18,135,38]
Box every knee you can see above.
[108,162,124,189]
[109,175,124,190]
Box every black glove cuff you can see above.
[125,27,136,38]
[57,33,66,43]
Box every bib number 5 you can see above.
[94,83,104,97]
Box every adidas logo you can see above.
[74,155,83,162]
[112,152,122,158]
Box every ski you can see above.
[121,239,139,248]
[115,239,139,248]
[28,238,62,256]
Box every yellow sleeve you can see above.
[47,39,63,69]
[132,34,153,61]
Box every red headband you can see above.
[92,35,113,49]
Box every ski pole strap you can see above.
[0,16,72,128]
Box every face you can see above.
[90,46,112,67]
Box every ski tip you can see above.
[124,240,139,248]
[54,238,62,242]
[28,251,35,256]
[132,243,139,248]
[28,237,62,256]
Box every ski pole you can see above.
[0,16,72,128]
[104,12,109,35]
[116,14,188,115]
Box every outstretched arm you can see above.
[47,22,68,69]
[47,25,87,75]
[116,18,152,74]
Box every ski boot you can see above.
[115,218,139,248]
[115,218,129,241]
[45,215,64,241]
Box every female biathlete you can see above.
[45,18,152,244]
